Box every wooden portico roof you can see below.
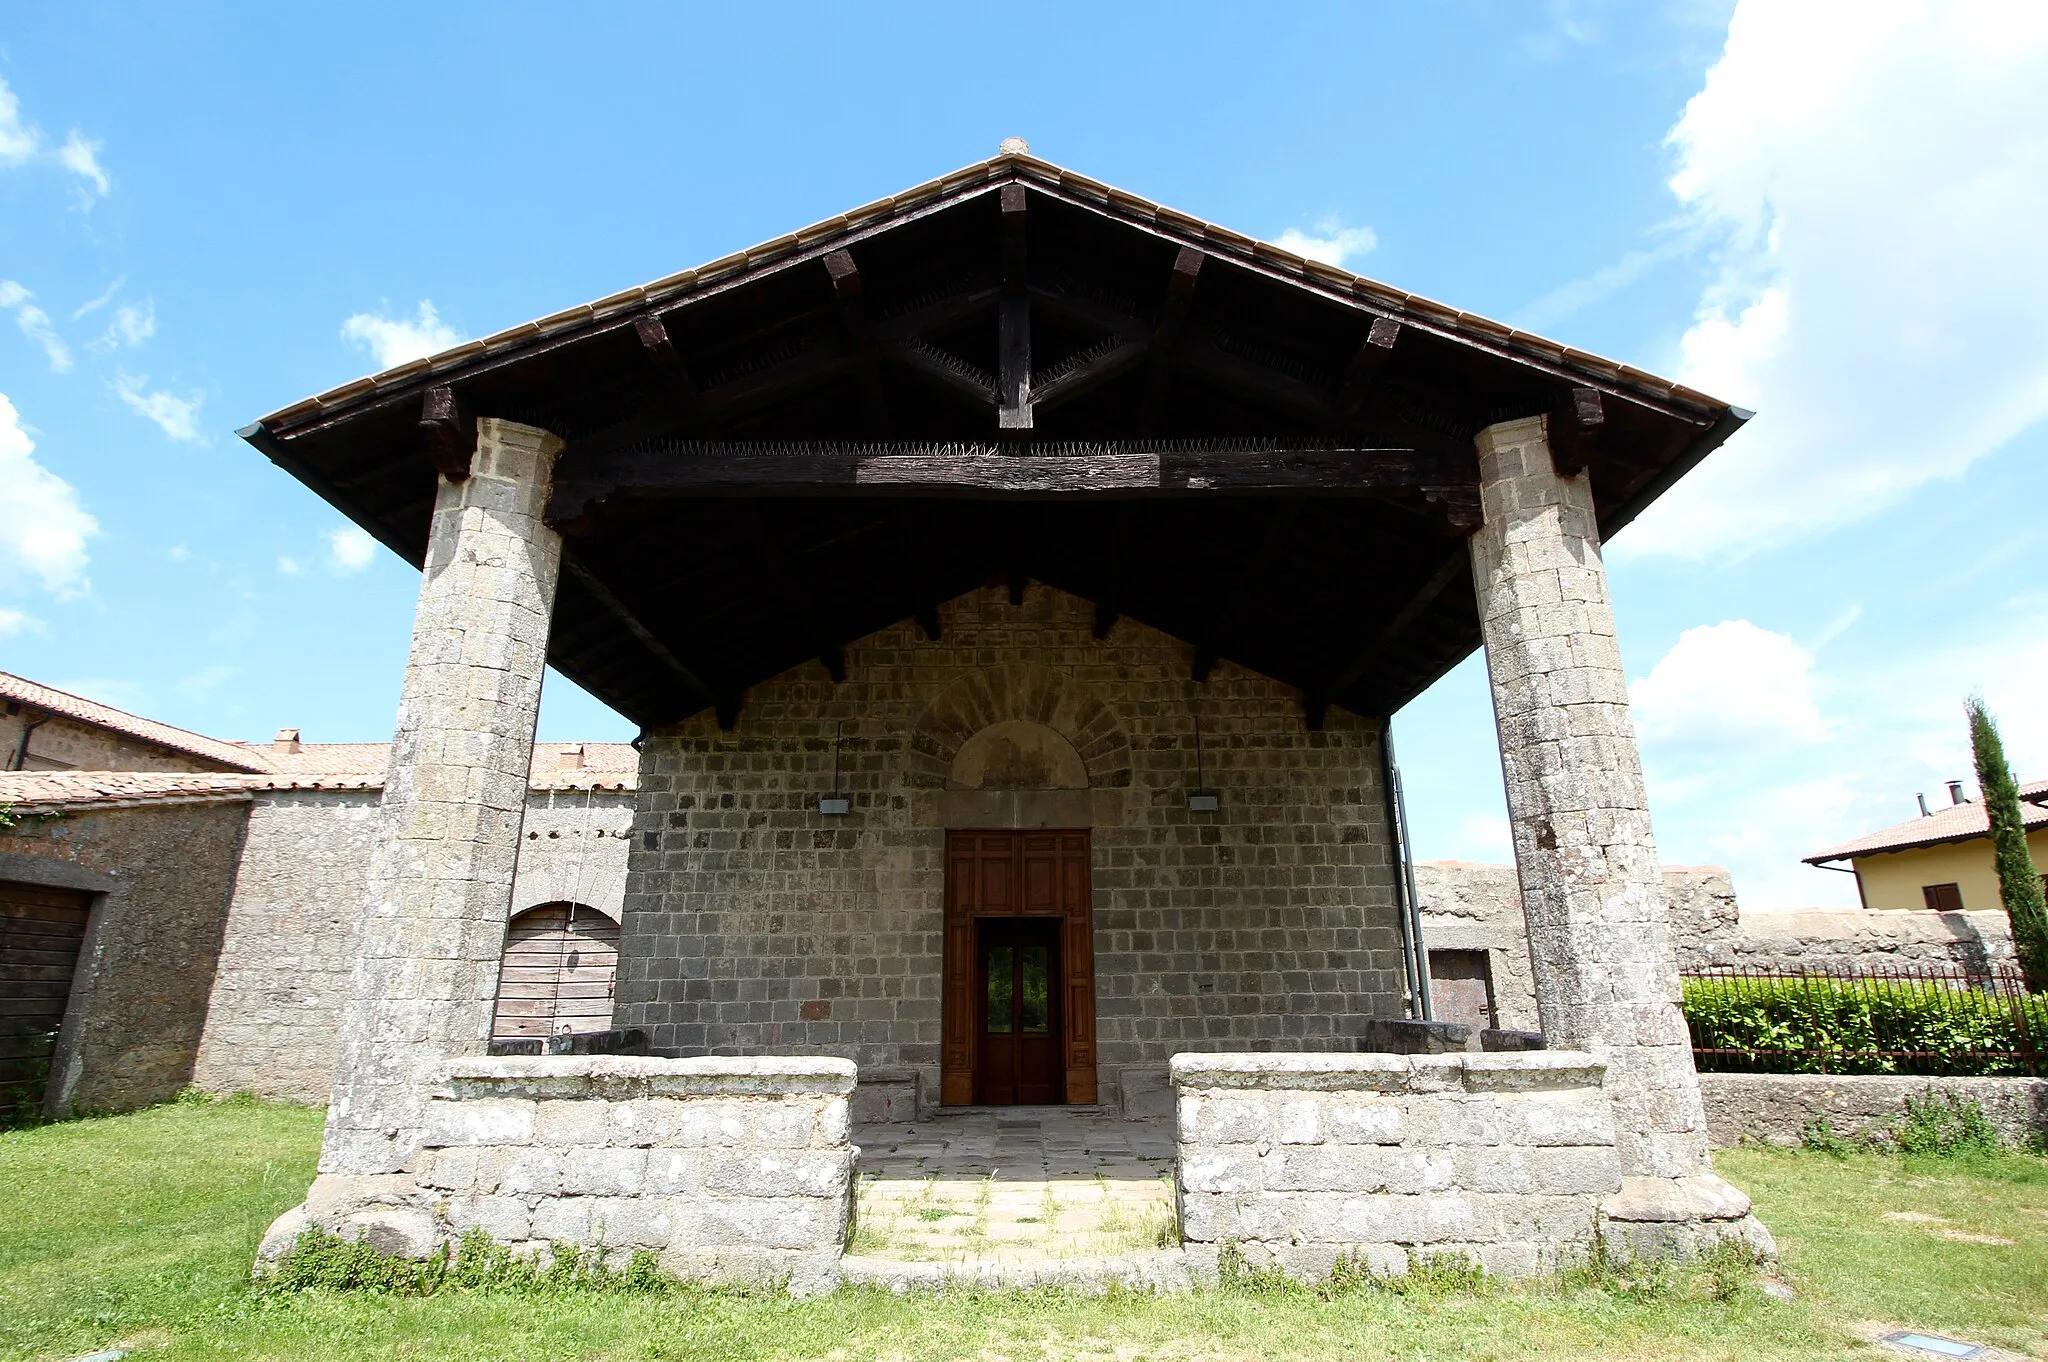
[241,147,1745,731]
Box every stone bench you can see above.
[330,1055,856,1293]
[1171,1050,1622,1281]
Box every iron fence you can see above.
[1681,962,2045,1077]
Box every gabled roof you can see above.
[242,147,1746,730]
[1,671,271,773]
[1805,780,2048,863]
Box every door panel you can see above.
[0,880,94,1111]
[977,918,1061,1105]
[1427,949,1496,1038]
[943,830,1095,1106]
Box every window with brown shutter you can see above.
[1921,882,1964,912]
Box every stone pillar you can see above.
[318,418,564,1186]
[1468,415,1769,1256]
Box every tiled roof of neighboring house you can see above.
[0,672,272,773]
[0,770,379,812]
[257,148,1729,436]
[0,741,640,812]
[1804,780,2048,863]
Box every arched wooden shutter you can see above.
[491,903,620,1040]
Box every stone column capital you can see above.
[472,418,565,485]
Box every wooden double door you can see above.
[943,830,1095,1107]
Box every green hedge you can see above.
[1682,976,2048,1077]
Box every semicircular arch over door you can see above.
[491,902,620,1040]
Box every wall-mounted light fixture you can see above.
[820,721,851,816]
[1187,715,1220,812]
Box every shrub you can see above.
[268,1227,672,1298]
[1683,975,2047,1077]
[1890,1091,2004,1158]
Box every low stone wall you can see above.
[1700,1073,2048,1149]
[273,1056,856,1293]
[1172,1051,1623,1279]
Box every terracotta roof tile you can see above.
[0,672,271,772]
[1805,780,2048,863]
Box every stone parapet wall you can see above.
[1699,1073,2048,1149]
[1414,862,2017,1014]
[1172,1051,1622,1280]
[273,1056,856,1294]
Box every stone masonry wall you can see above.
[0,799,248,1113]
[0,710,247,774]
[1699,1073,2048,1150]
[265,1056,855,1293]
[617,585,1409,1100]
[1172,1051,1622,1280]
[193,788,636,1104]
[192,791,382,1102]
[1413,861,2017,1021]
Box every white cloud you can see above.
[0,392,97,595]
[324,525,378,574]
[0,78,38,164]
[1273,216,1378,268]
[87,301,155,354]
[0,607,45,638]
[0,280,74,372]
[72,277,126,320]
[1631,619,1828,745]
[276,555,303,576]
[341,300,463,370]
[1626,2,2048,558]
[112,373,205,443]
[0,79,110,200]
[57,130,109,200]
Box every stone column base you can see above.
[1600,1173,1777,1263]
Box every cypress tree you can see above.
[1966,695,2048,993]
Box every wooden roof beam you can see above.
[419,385,474,481]
[1336,317,1403,419]
[545,442,1471,516]
[1144,246,1205,431]
[634,315,699,421]
[999,184,1032,434]
[822,249,890,431]
[1550,387,1605,477]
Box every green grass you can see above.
[2,1098,2044,1361]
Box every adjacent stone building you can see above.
[0,682,635,1114]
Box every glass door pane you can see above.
[985,944,1013,1032]
[1019,946,1050,1033]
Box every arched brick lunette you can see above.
[904,664,1133,790]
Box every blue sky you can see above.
[3,2,2045,908]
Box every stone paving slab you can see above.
[852,1107,1177,1263]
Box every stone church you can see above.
[8,143,1780,1278]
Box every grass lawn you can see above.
[3,1097,2044,1362]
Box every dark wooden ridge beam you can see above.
[419,386,474,481]
[1145,246,1204,430]
[1308,549,1470,725]
[558,557,717,721]
[998,183,1032,433]
[878,338,997,406]
[1337,317,1402,418]
[823,250,889,430]
[547,441,1474,519]
[635,315,699,420]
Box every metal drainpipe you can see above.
[9,711,49,771]
[1387,732,1432,1021]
